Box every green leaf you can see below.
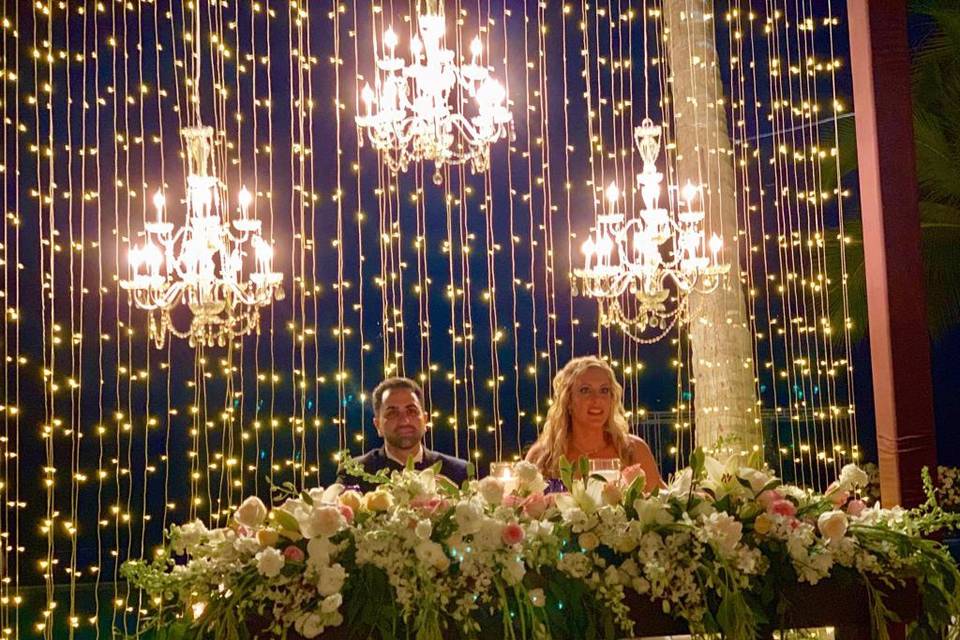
[272,508,299,534]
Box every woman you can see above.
[525,356,664,488]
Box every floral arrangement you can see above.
[860,462,960,513]
[938,466,960,512]
[123,452,960,640]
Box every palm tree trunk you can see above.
[663,0,760,453]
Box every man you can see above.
[337,377,469,493]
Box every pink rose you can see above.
[283,545,305,562]
[521,492,552,519]
[758,489,783,510]
[338,504,354,525]
[601,481,623,506]
[502,494,523,509]
[846,499,867,517]
[410,496,446,516]
[621,463,646,487]
[771,499,796,518]
[829,488,850,508]
[501,522,525,546]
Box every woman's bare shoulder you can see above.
[625,434,653,457]
[524,441,547,462]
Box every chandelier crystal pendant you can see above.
[355,0,512,184]
[120,6,283,349]
[573,118,729,341]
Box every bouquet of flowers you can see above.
[122,453,960,640]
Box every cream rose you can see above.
[478,476,505,505]
[234,496,268,529]
[298,505,344,538]
[363,490,394,512]
[338,490,363,513]
[817,510,848,543]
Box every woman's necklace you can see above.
[570,433,610,457]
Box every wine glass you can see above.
[588,458,621,483]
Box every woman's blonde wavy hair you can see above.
[529,356,631,477]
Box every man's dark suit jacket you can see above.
[336,445,470,494]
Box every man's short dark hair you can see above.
[371,377,425,414]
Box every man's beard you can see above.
[386,431,421,451]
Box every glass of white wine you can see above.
[588,458,621,483]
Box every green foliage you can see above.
[823,2,960,340]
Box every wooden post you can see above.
[847,0,937,510]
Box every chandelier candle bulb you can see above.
[470,37,482,65]
[153,189,165,222]
[237,186,252,219]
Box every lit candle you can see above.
[490,462,519,495]
[470,36,482,65]
[682,180,698,211]
[709,233,723,259]
[143,242,162,275]
[255,239,273,274]
[152,189,165,222]
[582,237,596,270]
[238,186,252,219]
[596,235,613,268]
[129,247,142,274]
[605,182,619,208]
[383,27,398,58]
[410,35,423,61]
[361,83,374,115]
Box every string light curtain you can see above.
[4,0,862,636]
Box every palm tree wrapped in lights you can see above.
[573,118,729,341]
[355,0,512,184]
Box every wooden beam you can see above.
[847,0,936,509]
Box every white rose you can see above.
[298,505,344,538]
[818,510,848,543]
[838,464,869,492]
[702,512,742,557]
[234,496,268,529]
[255,547,285,578]
[317,563,347,596]
[295,612,325,639]
[454,499,483,535]
[415,519,433,541]
[478,476,505,505]
[307,536,335,570]
[321,593,343,614]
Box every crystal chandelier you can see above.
[573,118,729,341]
[120,6,283,349]
[355,0,512,184]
